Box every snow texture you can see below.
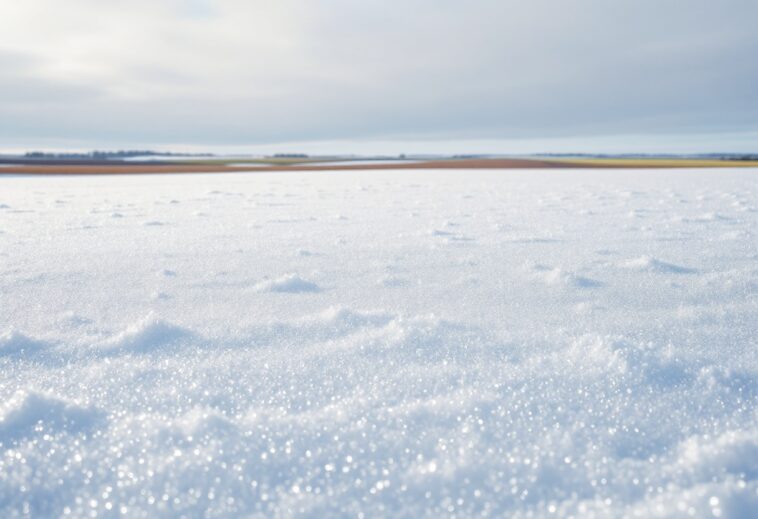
[1,169,757,518]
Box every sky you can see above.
[1,0,757,155]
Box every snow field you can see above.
[0,169,756,517]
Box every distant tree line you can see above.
[24,150,213,160]
[536,153,758,160]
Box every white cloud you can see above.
[1,0,757,150]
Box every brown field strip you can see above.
[2,157,758,175]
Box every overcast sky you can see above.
[1,0,757,154]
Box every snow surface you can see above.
[0,168,756,518]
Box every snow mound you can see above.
[693,212,730,222]
[531,265,602,288]
[677,429,758,477]
[58,311,93,327]
[0,330,50,358]
[309,306,393,330]
[0,391,103,442]
[620,255,696,273]
[249,306,394,345]
[171,408,238,438]
[556,333,628,374]
[367,314,497,362]
[100,314,193,354]
[253,274,321,293]
[252,308,502,366]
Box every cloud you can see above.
[1,0,757,149]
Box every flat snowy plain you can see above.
[1,169,756,518]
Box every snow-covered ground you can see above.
[1,169,756,518]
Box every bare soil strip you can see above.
[2,157,757,175]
